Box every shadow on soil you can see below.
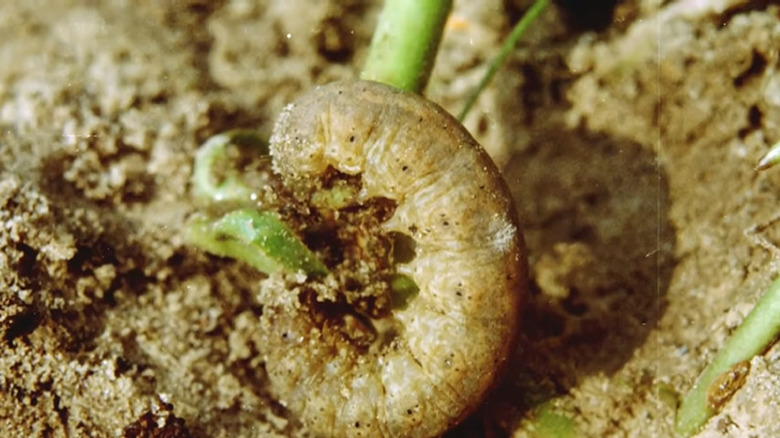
[449,123,675,437]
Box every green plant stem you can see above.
[186,209,329,278]
[458,0,548,121]
[675,276,780,436]
[361,0,452,93]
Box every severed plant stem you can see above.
[187,209,329,278]
[361,0,453,93]
[675,276,780,436]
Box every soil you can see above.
[1,0,779,437]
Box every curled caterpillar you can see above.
[257,80,526,437]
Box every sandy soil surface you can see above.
[1,0,779,437]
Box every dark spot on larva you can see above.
[355,421,360,428]
[455,291,462,297]
[442,221,449,226]
[407,409,413,415]
[477,115,488,134]
[401,165,408,171]
[408,225,418,233]
[281,332,288,339]
[349,135,355,143]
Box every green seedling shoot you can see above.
[675,276,780,436]
[187,209,328,277]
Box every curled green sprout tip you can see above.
[186,209,329,278]
[675,276,780,436]
[756,140,780,171]
[192,129,270,205]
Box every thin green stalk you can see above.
[675,276,780,436]
[458,0,548,121]
[361,0,452,93]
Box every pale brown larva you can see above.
[258,80,526,437]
